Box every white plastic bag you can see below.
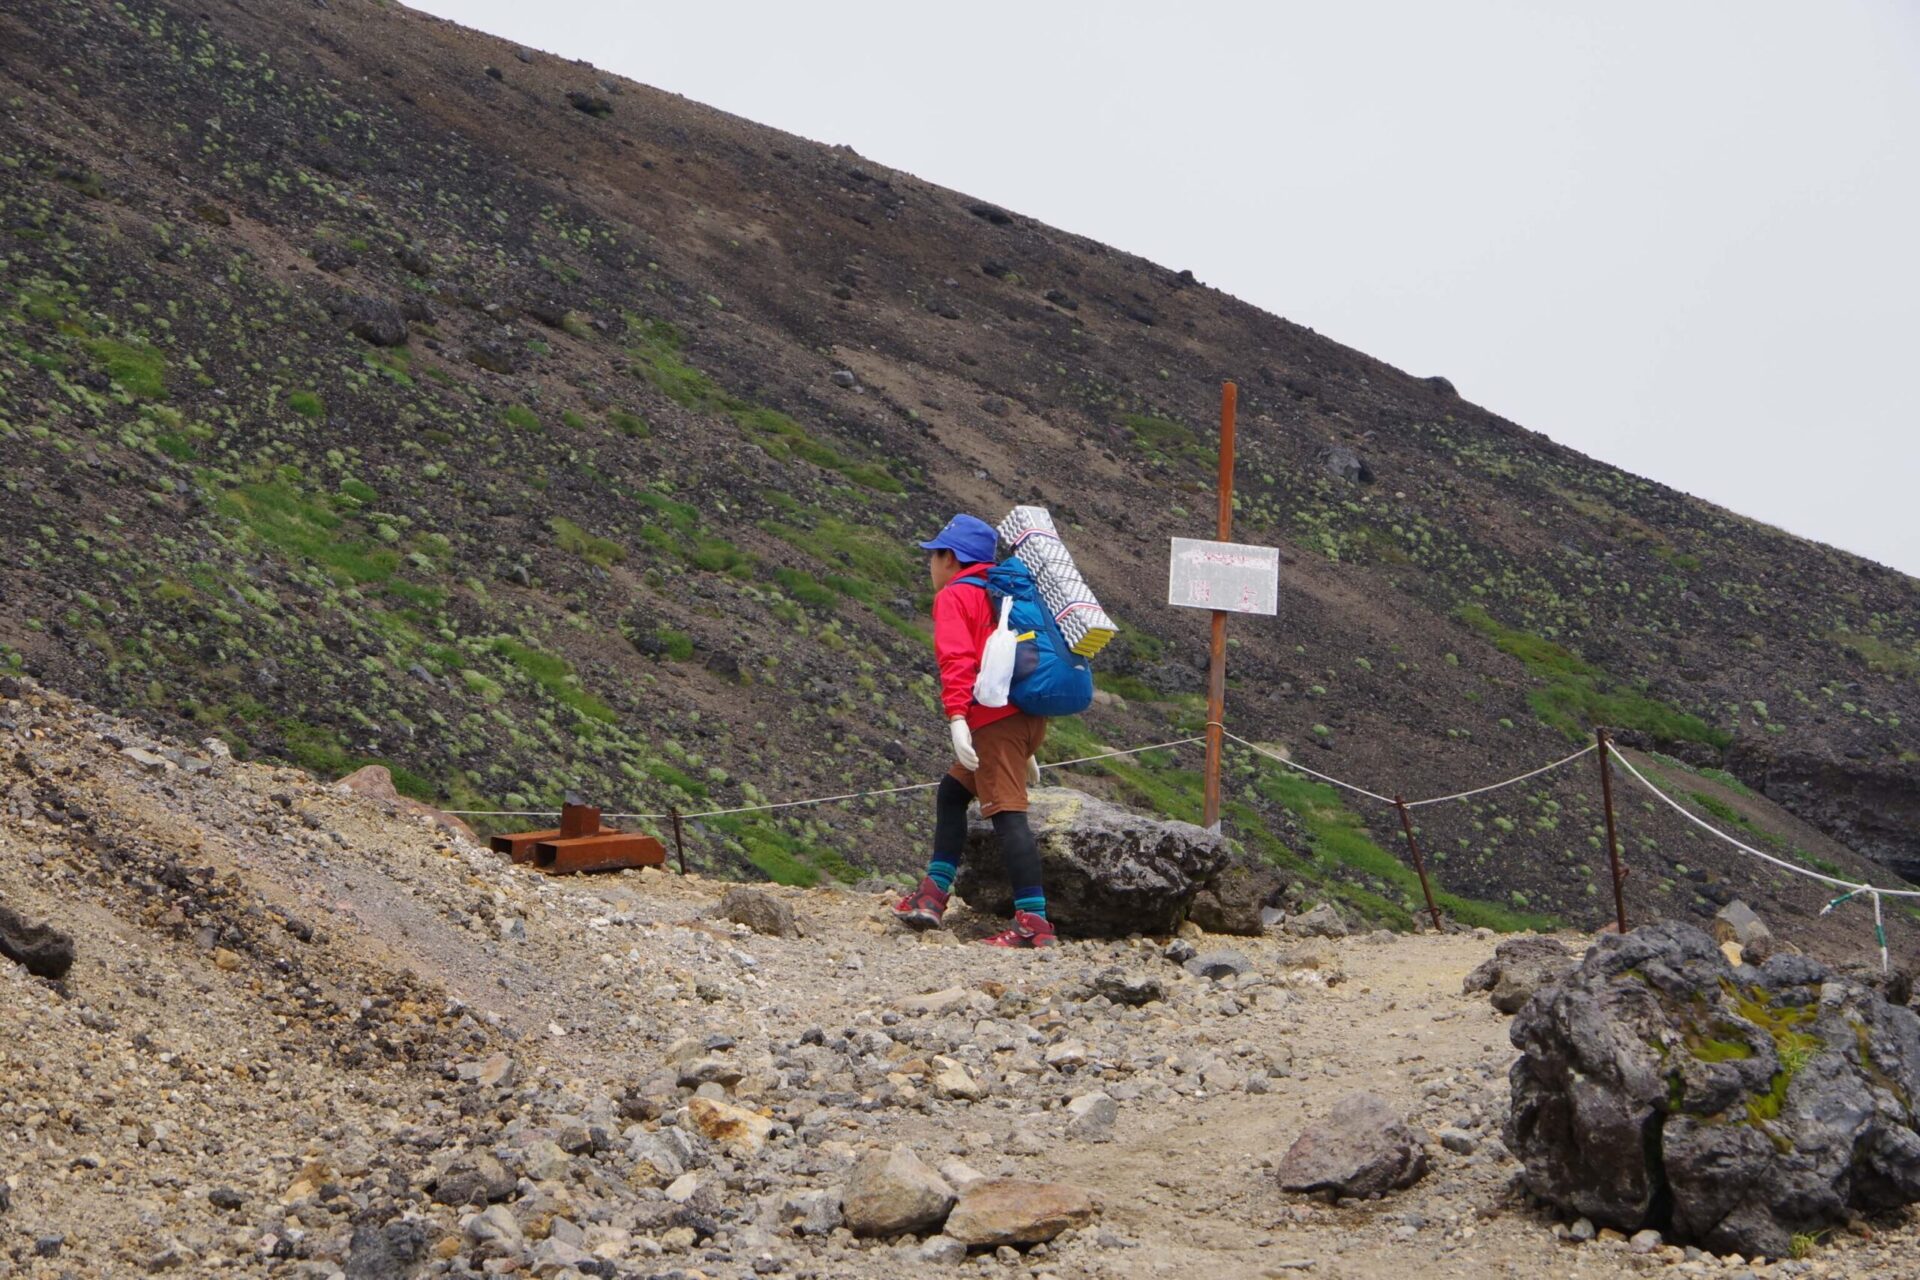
[973,596,1016,708]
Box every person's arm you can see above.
[932,581,985,722]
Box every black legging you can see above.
[936,774,1043,891]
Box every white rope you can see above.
[444,809,562,817]
[1608,745,1920,899]
[1402,743,1598,808]
[1042,735,1207,770]
[440,735,1208,823]
[640,779,940,823]
[1222,731,1398,806]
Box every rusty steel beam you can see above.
[558,802,601,839]
[534,832,667,875]
[490,828,563,864]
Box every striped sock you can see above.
[1013,888,1047,920]
[926,859,958,893]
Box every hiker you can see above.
[893,513,1056,947]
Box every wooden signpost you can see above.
[1164,382,1280,832]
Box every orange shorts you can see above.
[949,712,1049,817]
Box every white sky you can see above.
[414,1,1920,577]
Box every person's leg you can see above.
[971,714,1057,947]
[895,774,973,928]
[927,775,973,893]
[992,809,1045,921]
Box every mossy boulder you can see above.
[1507,921,1920,1258]
[954,787,1229,937]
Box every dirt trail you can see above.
[1043,935,1553,1279]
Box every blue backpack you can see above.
[957,560,1095,717]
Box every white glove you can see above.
[949,718,979,770]
[1026,756,1042,787]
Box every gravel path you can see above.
[2,677,1913,1278]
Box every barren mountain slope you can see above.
[0,0,1915,937]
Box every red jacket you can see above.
[932,564,1020,732]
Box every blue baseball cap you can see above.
[918,513,997,565]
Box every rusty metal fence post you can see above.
[669,807,687,875]
[1393,796,1445,930]
[1595,727,1629,933]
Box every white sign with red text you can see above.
[1167,537,1279,615]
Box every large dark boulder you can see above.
[0,902,74,979]
[1462,935,1576,1014]
[1187,860,1290,936]
[325,292,409,347]
[954,787,1229,937]
[1506,920,1920,1258]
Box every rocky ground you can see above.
[3,675,1916,1279]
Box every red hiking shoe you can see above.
[893,877,950,930]
[981,910,1057,948]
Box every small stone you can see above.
[465,1204,525,1252]
[932,1056,988,1101]
[840,1145,956,1237]
[720,887,801,938]
[1570,1217,1596,1243]
[0,903,76,979]
[530,1236,595,1273]
[457,1052,516,1089]
[1045,1041,1089,1071]
[1629,1228,1662,1253]
[518,1138,572,1183]
[1282,903,1349,938]
[432,1150,515,1206]
[900,987,974,1016]
[120,746,172,772]
[1183,949,1253,980]
[830,369,859,388]
[938,1159,987,1191]
[1090,968,1164,1007]
[1276,1092,1428,1199]
[1460,935,1574,1014]
[684,1096,774,1156]
[1065,1092,1117,1143]
[678,1056,746,1090]
[917,1234,968,1264]
[346,1221,430,1277]
[944,1179,1097,1247]
[1437,1128,1477,1156]
[778,1188,843,1237]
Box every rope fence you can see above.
[443,735,1211,823]
[439,722,1907,968]
[1606,743,1914,970]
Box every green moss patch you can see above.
[217,479,398,585]
[625,317,901,491]
[86,337,167,399]
[550,516,626,567]
[1251,764,1560,932]
[490,636,615,723]
[1458,605,1729,747]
